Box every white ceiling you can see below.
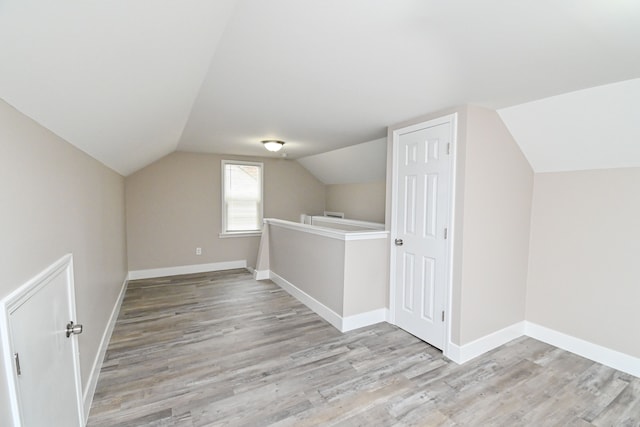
[1,0,639,176]
[297,138,387,184]
[0,0,236,175]
[498,78,640,173]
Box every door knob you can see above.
[395,238,403,246]
[66,321,83,338]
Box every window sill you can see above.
[219,231,262,239]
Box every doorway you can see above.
[1,254,84,426]
[389,113,457,352]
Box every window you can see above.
[221,160,263,236]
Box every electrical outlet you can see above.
[196,247,202,255]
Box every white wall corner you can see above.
[253,270,270,281]
[128,260,247,280]
[445,341,462,364]
[341,308,389,333]
[446,321,526,364]
[83,277,128,420]
[524,321,640,379]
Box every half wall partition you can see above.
[255,218,389,332]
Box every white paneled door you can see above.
[391,115,456,350]
[2,254,84,426]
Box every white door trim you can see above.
[0,254,84,427]
[388,113,458,358]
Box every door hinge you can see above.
[14,353,21,376]
[441,311,445,322]
[447,143,451,155]
[444,228,448,239]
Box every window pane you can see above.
[223,162,262,233]
[225,164,261,200]
[226,201,260,231]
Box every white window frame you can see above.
[220,160,264,238]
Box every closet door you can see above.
[390,114,456,350]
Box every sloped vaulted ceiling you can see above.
[499,78,640,173]
[1,0,640,176]
[0,0,237,175]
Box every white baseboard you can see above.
[269,271,343,331]
[83,277,128,421]
[128,260,247,280]
[446,321,525,364]
[268,271,387,333]
[525,321,640,378]
[342,308,389,332]
[254,269,270,280]
[443,320,640,378]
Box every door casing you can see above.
[388,113,458,359]
[0,254,84,427]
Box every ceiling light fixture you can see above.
[262,140,285,152]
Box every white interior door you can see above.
[391,115,455,350]
[2,254,84,427]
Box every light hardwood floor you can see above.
[88,269,640,426]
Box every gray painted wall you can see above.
[343,238,388,316]
[125,152,326,271]
[269,226,345,315]
[386,105,534,347]
[457,105,533,344]
[325,181,386,223]
[0,99,127,423]
[527,168,640,358]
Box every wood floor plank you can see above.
[88,269,640,426]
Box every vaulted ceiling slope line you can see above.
[175,1,640,165]
[0,0,238,176]
[1,1,639,176]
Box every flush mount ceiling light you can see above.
[262,140,285,152]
